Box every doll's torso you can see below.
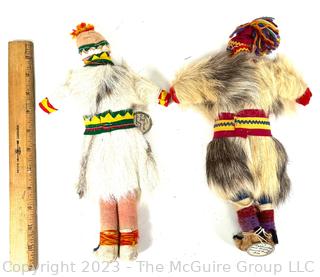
[68,64,141,117]
[69,64,157,199]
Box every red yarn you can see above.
[258,210,274,223]
[296,88,312,106]
[237,205,257,217]
[170,87,180,104]
[120,230,139,246]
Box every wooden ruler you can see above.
[9,41,38,271]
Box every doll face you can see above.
[76,31,105,48]
[77,31,111,60]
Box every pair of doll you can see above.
[39,18,312,260]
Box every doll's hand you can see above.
[39,97,58,114]
[158,87,180,107]
[158,89,171,107]
[169,87,180,104]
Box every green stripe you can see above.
[235,119,270,125]
[84,124,136,135]
[79,40,109,53]
[84,60,114,66]
[85,119,134,128]
[214,122,235,127]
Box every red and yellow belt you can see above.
[214,109,272,138]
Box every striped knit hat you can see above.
[71,23,113,66]
[227,17,280,56]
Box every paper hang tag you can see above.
[134,111,152,134]
[247,242,275,257]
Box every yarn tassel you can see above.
[228,17,280,56]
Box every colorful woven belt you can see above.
[83,109,136,135]
[214,109,272,138]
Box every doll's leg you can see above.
[94,198,119,262]
[257,196,278,244]
[231,191,260,232]
[118,192,139,261]
[231,191,273,251]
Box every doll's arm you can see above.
[257,55,312,114]
[273,55,311,105]
[134,76,174,107]
[38,71,73,114]
[170,56,218,106]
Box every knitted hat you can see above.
[227,17,280,56]
[71,23,113,66]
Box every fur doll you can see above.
[169,17,312,254]
[39,23,170,261]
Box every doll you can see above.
[169,17,312,254]
[39,23,170,261]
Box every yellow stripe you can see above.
[214,119,235,132]
[159,99,167,106]
[160,90,168,100]
[235,116,270,130]
[235,124,271,130]
[214,125,235,131]
[215,119,234,124]
[84,112,134,126]
[236,117,269,122]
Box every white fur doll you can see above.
[39,23,170,262]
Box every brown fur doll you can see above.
[169,17,312,254]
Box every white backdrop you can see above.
[1,0,320,276]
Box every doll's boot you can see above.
[94,230,119,262]
[233,227,274,252]
[119,229,139,261]
[257,203,278,244]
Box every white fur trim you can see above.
[119,245,138,261]
[94,245,118,262]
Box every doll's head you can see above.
[71,23,113,66]
[228,17,312,115]
[227,17,280,56]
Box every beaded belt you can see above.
[83,109,136,135]
[214,109,272,138]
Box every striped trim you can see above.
[83,109,136,135]
[84,122,136,135]
[235,117,271,130]
[120,230,139,246]
[79,40,110,53]
[214,109,272,138]
[158,89,170,107]
[83,51,114,66]
[99,230,119,246]
[39,97,58,114]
